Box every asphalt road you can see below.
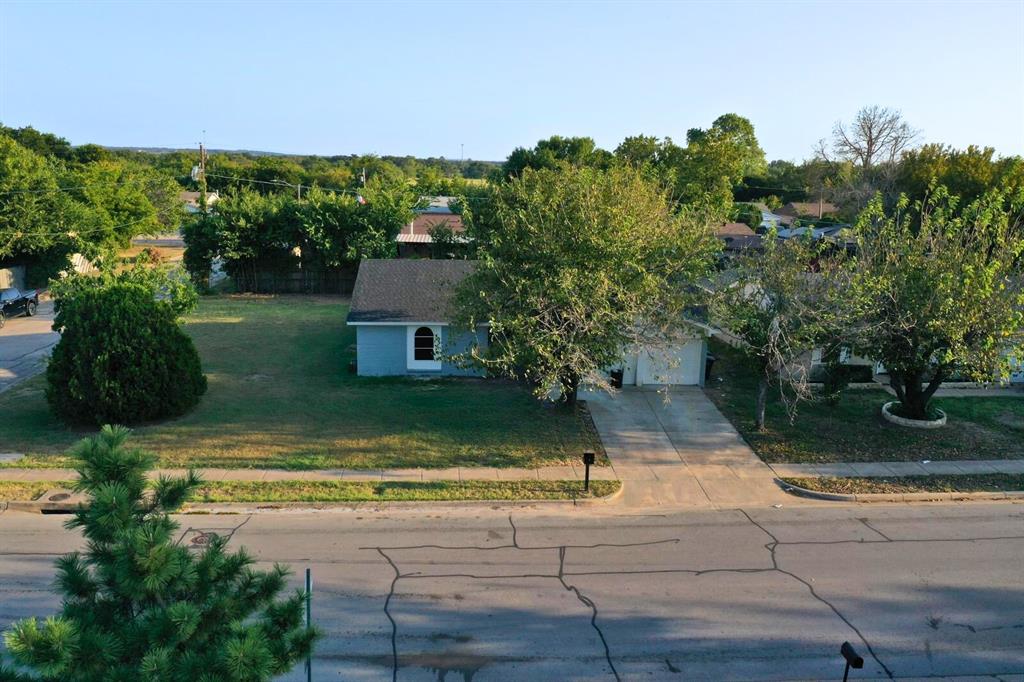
[0,300,57,393]
[1,502,1022,680]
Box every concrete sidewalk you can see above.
[771,459,1024,478]
[0,464,619,483]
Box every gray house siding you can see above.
[355,326,406,376]
[355,324,487,377]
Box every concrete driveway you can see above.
[586,387,791,509]
[0,300,58,393]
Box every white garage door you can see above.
[636,339,704,386]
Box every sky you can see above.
[1,0,1022,162]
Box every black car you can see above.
[0,287,40,328]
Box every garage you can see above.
[619,337,709,387]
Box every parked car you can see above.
[0,287,39,328]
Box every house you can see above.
[717,222,764,256]
[346,259,486,376]
[396,196,468,258]
[775,200,839,221]
[348,258,711,386]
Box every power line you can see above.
[0,208,177,240]
[0,178,154,197]
[203,172,361,197]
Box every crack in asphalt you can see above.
[857,517,892,541]
[378,547,402,682]
[738,509,896,680]
[365,515,666,680]
[558,545,621,681]
[174,513,252,547]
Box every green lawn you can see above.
[0,296,600,470]
[784,475,1024,495]
[0,479,620,503]
[704,339,1024,463]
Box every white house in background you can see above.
[179,191,219,214]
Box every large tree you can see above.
[821,105,918,170]
[500,136,613,179]
[848,188,1024,420]
[676,114,767,213]
[453,165,719,403]
[711,233,841,430]
[0,134,95,280]
[1,427,316,681]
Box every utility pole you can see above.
[460,143,464,162]
[361,167,366,186]
[198,140,208,212]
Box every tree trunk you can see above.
[892,368,943,421]
[755,378,768,431]
[561,372,580,407]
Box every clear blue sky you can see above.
[2,1,1022,162]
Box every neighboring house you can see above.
[347,259,486,376]
[180,191,219,214]
[775,200,839,221]
[717,222,764,258]
[396,196,468,258]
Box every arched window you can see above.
[413,326,436,361]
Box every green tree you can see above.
[453,165,719,404]
[46,283,207,425]
[1,427,317,682]
[70,160,183,247]
[500,136,613,178]
[676,114,767,213]
[897,144,1024,206]
[848,189,1024,420]
[711,233,840,429]
[0,133,100,283]
[0,125,74,160]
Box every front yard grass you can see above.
[783,475,1024,495]
[704,339,1024,463]
[0,296,601,470]
[0,479,620,503]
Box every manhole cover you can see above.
[190,532,218,546]
[48,493,70,502]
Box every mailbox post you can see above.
[583,451,596,492]
[840,641,863,682]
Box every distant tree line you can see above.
[110,147,499,197]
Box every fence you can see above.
[229,268,357,295]
[0,266,26,289]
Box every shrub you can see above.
[46,283,207,425]
[1,427,317,681]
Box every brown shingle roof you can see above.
[717,222,756,236]
[775,201,838,218]
[346,259,477,323]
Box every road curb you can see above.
[0,481,623,514]
[776,478,1024,503]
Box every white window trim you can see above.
[407,325,443,371]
